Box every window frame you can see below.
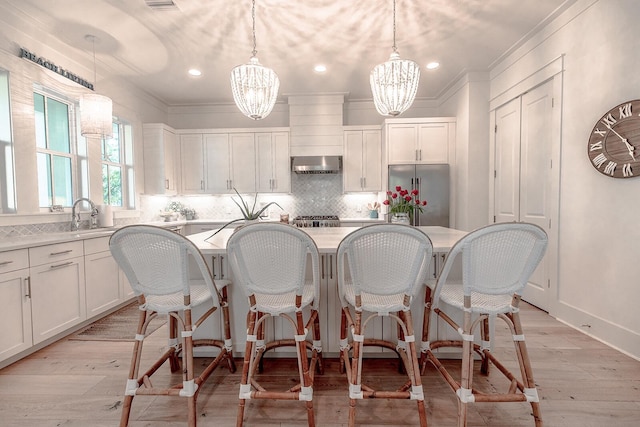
[33,89,79,209]
[102,119,135,209]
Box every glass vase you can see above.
[391,212,410,225]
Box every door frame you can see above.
[488,56,563,315]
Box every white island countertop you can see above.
[187,225,467,254]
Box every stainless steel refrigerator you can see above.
[388,164,450,227]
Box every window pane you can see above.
[34,93,46,149]
[52,155,72,206]
[103,124,120,162]
[109,165,122,206]
[37,152,52,207]
[47,98,70,153]
[102,163,108,203]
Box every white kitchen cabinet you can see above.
[343,127,382,192]
[29,241,86,345]
[0,249,32,362]
[204,133,256,194]
[143,123,178,194]
[84,237,121,318]
[385,118,455,165]
[180,133,205,193]
[256,132,290,193]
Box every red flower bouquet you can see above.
[383,185,427,216]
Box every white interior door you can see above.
[494,80,554,311]
[494,97,521,224]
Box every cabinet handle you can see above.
[24,276,31,298]
[50,261,73,269]
[165,179,169,189]
[419,149,422,161]
[363,177,366,188]
[220,255,225,279]
[321,255,325,280]
[0,260,14,266]
[415,149,418,161]
[50,249,73,256]
[201,180,204,190]
[212,255,217,278]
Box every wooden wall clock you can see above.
[588,99,640,178]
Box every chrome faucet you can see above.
[71,198,98,231]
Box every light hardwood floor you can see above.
[1,303,639,426]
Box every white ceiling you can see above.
[7,0,576,106]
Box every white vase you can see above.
[391,212,410,225]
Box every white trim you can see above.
[489,56,564,111]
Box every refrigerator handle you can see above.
[415,177,421,226]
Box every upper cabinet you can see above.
[180,133,205,193]
[343,127,382,192]
[256,132,290,193]
[205,132,256,194]
[385,118,455,165]
[143,123,178,194]
[178,128,289,195]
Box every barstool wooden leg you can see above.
[120,299,147,427]
[420,286,433,374]
[236,308,257,427]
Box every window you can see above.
[102,120,134,208]
[34,91,75,207]
[0,69,16,213]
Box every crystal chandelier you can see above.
[80,35,113,138]
[370,0,420,117]
[230,0,279,120]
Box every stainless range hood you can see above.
[291,156,342,174]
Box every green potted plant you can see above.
[206,188,282,238]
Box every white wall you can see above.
[490,0,640,359]
[439,72,491,232]
[0,4,168,216]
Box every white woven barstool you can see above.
[337,224,433,427]
[420,222,548,427]
[226,222,323,427]
[109,225,236,427]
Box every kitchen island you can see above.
[186,225,467,357]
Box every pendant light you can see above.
[80,35,113,139]
[230,0,279,120]
[370,0,420,117]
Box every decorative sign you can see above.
[19,47,94,90]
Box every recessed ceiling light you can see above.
[426,62,440,70]
[188,68,202,76]
[314,64,327,73]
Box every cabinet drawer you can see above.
[0,249,29,273]
[29,241,84,267]
[83,236,111,255]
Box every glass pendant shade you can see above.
[370,51,420,117]
[231,56,279,120]
[80,92,113,138]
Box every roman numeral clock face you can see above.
[588,99,640,178]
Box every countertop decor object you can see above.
[205,188,282,239]
[383,185,427,223]
[367,201,380,218]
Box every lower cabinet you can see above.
[29,241,86,345]
[84,237,122,318]
[0,249,32,362]
[1,235,136,367]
